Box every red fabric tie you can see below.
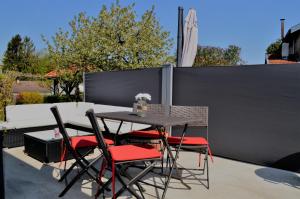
[94,159,108,199]
[59,139,67,169]
[98,159,107,184]
[208,145,214,163]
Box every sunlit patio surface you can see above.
[4,147,300,199]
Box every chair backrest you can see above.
[146,104,170,115]
[170,105,209,127]
[85,109,111,161]
[50,106,78,158]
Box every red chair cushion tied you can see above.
[108,144,161,162]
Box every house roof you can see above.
[45,70,58,78]
[45,66,79,78]
[268,59,297,64]
[290,23,300,34]
[283,23,300,42]
[12,81,50,93]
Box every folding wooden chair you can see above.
[86,109,162,199]
[50,106,113,197]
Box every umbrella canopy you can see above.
[181,8,198,67]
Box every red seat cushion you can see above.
[108,144,161,162]
[103,138,114,146]
[71,135,114,149]
[130,130,168,139]
[167,136,208,145]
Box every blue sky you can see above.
[1,0,300,64]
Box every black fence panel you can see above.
[85,68,162,107]
[173,64,300,172]
[1,133,5,199]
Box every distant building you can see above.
[13,81,50,94]
[266,19,299,64]
[282,23,300,61]
[45,69,84,95]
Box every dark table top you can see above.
[95,111,204,127]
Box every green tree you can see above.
[43,0,173,97]
[193,45,244,67]
[266,39,282,59]
[2,35,38,73]
[2,34,23,71]
[31,51,54,74]
[20,36,38,73]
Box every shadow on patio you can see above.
[4,147,300,199]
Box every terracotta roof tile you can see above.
[45,66,79,78]
[45,70,58,78]
[268,59,297,64]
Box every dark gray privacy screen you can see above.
[85,68,162,107]
[173,64,300,172]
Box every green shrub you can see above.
[17,92,44,104]
[44,94,82,103]
[43,95,60,103]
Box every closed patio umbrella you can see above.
[181,8,198,67]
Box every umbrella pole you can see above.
[176,6,184,67]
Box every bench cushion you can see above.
[6,104,53,123]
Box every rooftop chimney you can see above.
[280,18,285,40]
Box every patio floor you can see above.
[3,147,300,199]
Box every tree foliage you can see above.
[2,35,40,73]
[21,36,37,72]
[33,52,54,74]
[0,72,16,121]
[3,34,24,71]
[193,45,244,67]
[266,39,282,58]
[44,2,173,71]
[43,0,173,97]
[2,34,53,74]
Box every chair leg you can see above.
[114,162,156,199]
[59,166,88,197]
[162,142,185,199]
[163,146,211,193]
[95,177,113,199]
[120,166,146,193]
[59,148,99,182]
[59,161,103,197]
[59,160,76,182]
[160,142,165,174]
[59,157,102,197]
[115,173,143,199]
[78,149,102,174]
[206,149,210,189]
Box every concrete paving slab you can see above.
[3,147,300,199]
